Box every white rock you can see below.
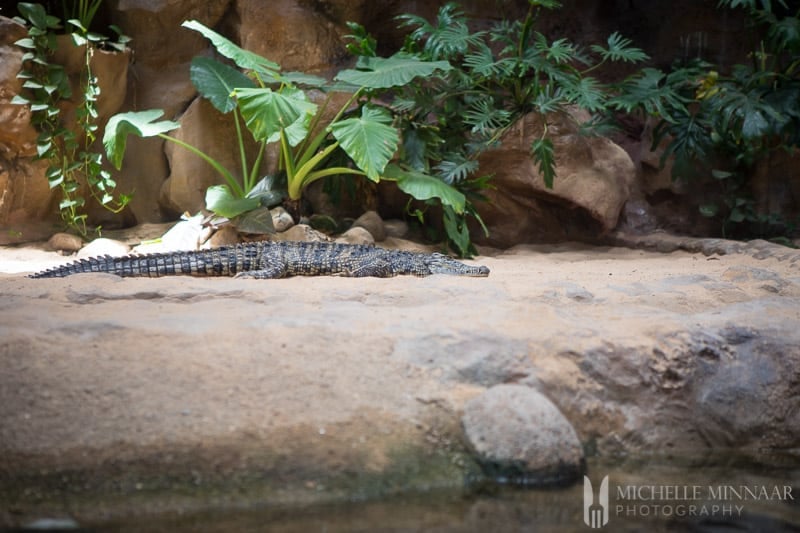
[77,238,131,259]
[271,206,295,233]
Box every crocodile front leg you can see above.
[341,258,395,277]
[233,263,288,279]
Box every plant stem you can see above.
[248,140,267,189]
[158,133,245,197]
[281,129,296,188]
[233,108,250,192]
[288,140,345,199]
[295,88,363,171]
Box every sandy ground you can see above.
[1,237,799,524]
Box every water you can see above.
[90,456,799,532]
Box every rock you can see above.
[308,214,340,234]
[392,334,529,386]
[205,224,240,248]
[0,14,131,229]
[270,206,295,233]
[0,18,54,228]
[0,17,37,159]
[50,35,131,132]
[76,238,131,259]
[335,226,375,246]
[462,384,584,485]
[383,219,409,239]
[271,224,329,242]
[47,233,84,253]
[352,210,386,241]
[231,0,349,72]
[471,110,635,247]
[109,1,232,224]
[132,215,205,254]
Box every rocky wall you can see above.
[3,0,793,245]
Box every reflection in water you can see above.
[101,457,800,532]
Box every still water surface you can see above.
[97,457,800,532]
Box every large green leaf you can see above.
[276,71,328,88]
[205,184,260,218]
[335,54,452,89]
[330,105,398,181]
[190,57,255,113]
[182,20,280,79]
[234,206,276,234]
[103,110,179,169]
[382,164,466,213]
[530,137,556,189]
[236,86,317,146]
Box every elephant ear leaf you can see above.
[205,185,260,219]
[330,105,399,181]
[182,20,281,79]
[381,164,466,213]
[190,57,255,113]
[236,86,317,146]
[335,54,452,89]
[103,110,179,169]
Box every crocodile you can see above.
[29,240,490,279]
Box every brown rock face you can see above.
[0,18,37,160]
[229,0,353,73]
[473,111,635,247]
[108,0,232,223]
[0,17,48,229]
[0,14,131,230]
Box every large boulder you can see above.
[108,0,231,223]
[462,384,584,484]
[227,0,357,73]
[473,111,636,247]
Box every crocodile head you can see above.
[426,253,490,277]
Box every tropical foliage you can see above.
[613,0,800,238]
[104,20,465,234]
[12,2,131,236]
[346,0,649,255]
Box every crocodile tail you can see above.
[28,247,245,278]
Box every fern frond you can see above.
[489,19,520,49]
[531,86,562,115]
[590,32,649,63]
[397,3,483,60]
[428,25,485,59]
[395,13,433,42]
[435,155,479,184]
[530,137,556,188]
[609,67,690,121]
[545,37,577,64]
[392,94,419,114]
[464,97,512,134]
[560,76,607,112]
[464,43,516,78]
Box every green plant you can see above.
[104,20,466,233]
[614,0,800,238]
[62,0,103,31]
[12,2,131,236]
[346,0,648,255]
